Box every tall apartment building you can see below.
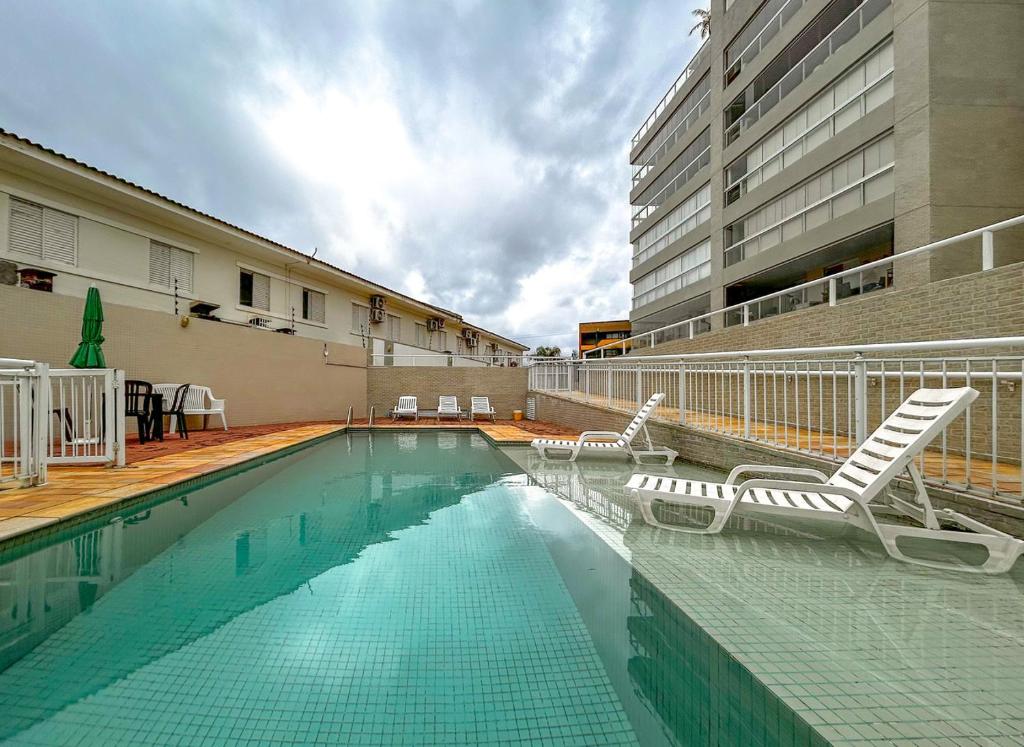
[628,0,1024,336]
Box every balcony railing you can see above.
[724,0,890,146]
[532,337,1024,503]
[725,0,809,86]
[632,39,710,150]
[610,213,1024,357]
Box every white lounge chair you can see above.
[437,396,461,422]
[531,393,677,465]
[392,396,418,421]
[153,384,227,433]
[470,396,496,422]
[629,387,1024,574]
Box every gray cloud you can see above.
[0,0,705,351]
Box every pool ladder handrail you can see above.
[346,405,353,427]
[368,406,375,427]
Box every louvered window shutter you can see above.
[9,198,44,258]
[252,272,270,310]
[41,208,77,264]
[169,246,193,293]
[308,290,325,323]
[149,242,171,285]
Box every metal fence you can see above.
[530,338,1024,503]
[598,213,1024,358]
[0,359,50,487]
[0,359,125,487]
[370,353,561,368]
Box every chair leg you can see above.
[220,412,228,431]
[632,489,733,534]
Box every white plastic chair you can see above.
[629,387,1024,574]
[153,384,227,433]
[470,396,496,422]
[531,393,677,465]
[437,396,461,422]
[392,396,418,422]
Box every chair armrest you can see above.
[732,478,866,507]
[577,431,623,444]
[209,398,225,410]
[726,464,829,486]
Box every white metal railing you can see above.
[631,144,712,228]
[723,161,894,266]
[724,52,894,204]
[632,88,710,186]
[370,353,559,368]
[632,39,710,149]
[533,338,1024,503]
[47,369,125,467]
[0,359,50,487]
[607,213,1024,357]
[724,0,890,145]
[725,0,808,86]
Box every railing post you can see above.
[742,304,750,327]
[853,353,867,445]
[112,369,125,468]
[742,357,751,440]
[829,278,837,307]
[678,363,686,424]
[982,230,994,271]
[33,362,49,485]
[689,321,695,340]
[585,366,591,402]
[636,366,643,408]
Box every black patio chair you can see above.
[166,383,191,440]
[124,380,153,443]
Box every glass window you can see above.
[302,288,325,323]
[240,270,270,310]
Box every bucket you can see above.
[512,410,523,421]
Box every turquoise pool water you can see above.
[0,432,822,746]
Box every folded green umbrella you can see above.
[69,286,107,368]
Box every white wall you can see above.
[0,166,521,356]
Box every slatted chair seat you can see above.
[392,396,418,422]
[629,387,1024,574]
[531,393,677,465]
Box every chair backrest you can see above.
[397,396,417,411]
[124,380,152,416]
[471,397,491,412]
[438,395,458,411]
[153,384,210,409]
[182,386,211,409]
[620,393,665,444]
[168,384,192,413]
[827,387,979,500]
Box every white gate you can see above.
[0,359,50,487]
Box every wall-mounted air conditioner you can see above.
[369,308,386,323]
[370,294,386,309]
[248,316,272,329]
[429,317,446,331]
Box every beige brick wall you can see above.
[632,262,1024,357]
[0,284,367,427]
[531,392,1024,535]
[368,367,527,419]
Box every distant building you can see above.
[628,0,1024,336]
[578,320,632,357]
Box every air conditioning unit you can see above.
[370,294,386,309]
[428,317,446,331]
[369,307,386,323]
[248,316,272,329]
[462,328,479,346]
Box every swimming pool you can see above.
[0,432,823,746]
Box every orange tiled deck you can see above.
[0,419,579,543]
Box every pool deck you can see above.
[0,419,578,543]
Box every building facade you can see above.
[578,320,632,357]
[0,130,526,363]
[628,0,1024,337]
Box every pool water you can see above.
[0,432,822,746]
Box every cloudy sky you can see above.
[0,0,703,352]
